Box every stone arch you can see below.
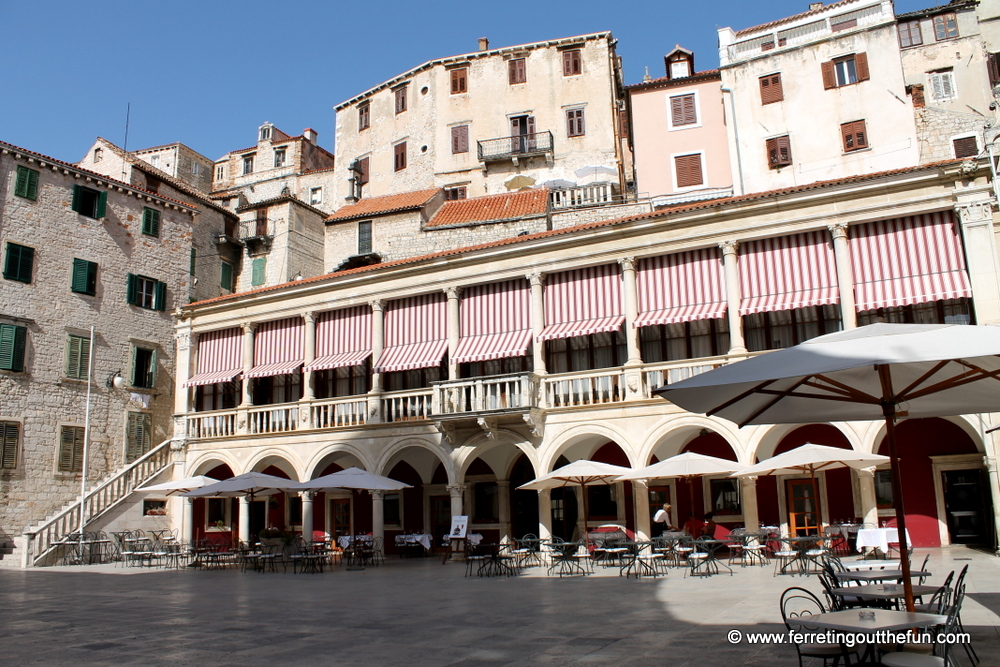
[640,415,746,466]
[187,452,239,478]
[748,422,864,463]
[456,429,540,481]
[304,442,375,480]
[864,414,985,455]
[377,436,455,485]
[245,449,302,481]
[542,422,638,473]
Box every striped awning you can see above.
[247,317,304,378]
[373,293,447,373]
[850,212,972,312]
[453,280,531,364]
[538,264,624,341]
[304,306,372,372]
[738,230,839,316]
[635,248,726,327]
[184,327,243,387]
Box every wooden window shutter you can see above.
[394,142,407,171]
[0,324,27,372]
[71,184,83,213]
[4,243,34,283]
[71,258,96,295]
[126,273,138,305]
[59,426,77,472]
[855,53,870,82]
[220,261,233,290]
[451,126,469,154]
[66,334,90,379]
[126,412,151,462]
[821,61,836,90]
[509,58,526,84]
[251,258,265,286]
[96,190,107,219]
[451,68,467,94]
[953,136,978,158]
[153,280,167,311]
[563,50,581,76]
[189,248,196,276]
[989,53,1000,87]
[142,207,160,237]
[358,157,370,185]
[15,166,39,200]
[760,74,783,104]
[670,96,683,125]
[0,422,18,469]
[842,120,868,151]
[674,154,703,188]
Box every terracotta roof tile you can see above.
[735,0,857,36]
[324,188,439,223]
[626,69,721,91]
[426,189,548,228]
[187,159,966,309]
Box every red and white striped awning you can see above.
[184,327,243,387]
[538,264,624,341]
[738,230,839,316]
[850,212,972,312]
[246,317,304,378]
[453,280,532,364]
[635,248,726,327]
[304,306,372,372]
[374,293,447,373]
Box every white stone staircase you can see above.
[11,439,173,568]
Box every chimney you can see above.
[303,128,317,143]
[478,37,489,51]
[809,2,822,9]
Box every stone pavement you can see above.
[1,546,998,666]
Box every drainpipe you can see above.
[721,87,744,196]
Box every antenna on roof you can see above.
[123,103,131,152]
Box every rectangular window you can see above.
[0,323,27,372]
[670,94,697,126]
[766,135,792,168]
[131,346,156,389]
[759,73,783,104]
[274,148,286,168]
[189,248,196,277]
[220,261,234,291]
[216,165,225,180]
[0,421,19,469]
[58,425,85,473]
[744,305,842,351]
[357,157,370,185]
[450,68,468,94]
[822,53,869,89]
[192,162,200,176]
[566,109,585,137]
[953,136,978,158]
[875,469,894,508]
[451,125,469,154]
[3,242,34,284]
[444,186,467,201]
[93,148,103,163]
[260,126,271,141]
[71,258,98,295]
[508,58,526,84]
[562,49,582,76]
[898,20,923,48]
[126,411,152,463]
[150,155,159,168]
[141,207,161,237]
[934,13,958,40]
[358,221,373,254]
[127,274,166,310]
[310,187,323,205]
[710,478,742,516]
[65,334,92,380]
[394,142,407,172]
[71,185,107,218]
[394,86,407,114]
[841,120,869,152]
[473,482,499,523]
[242,155,254,175]
[929,69,956,101]
[383,492,401,527]
[251,257,266,286]
[639,319,729,364]
[359,103,370,130]
[831,17,858,32]
[674,153,704,188]
[14,166,39,200]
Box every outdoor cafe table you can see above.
[337,535,372,549]
[395,533,432,550]
[843,560,901,571]
[691,539,733,576]
[836,569,931,584]
[786,608,947,662]
[776,535,824,575]
[830,584,942,609]
[855,528,910,556]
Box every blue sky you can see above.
[1,0,932,164]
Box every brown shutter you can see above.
[854,120,867,148]
[451,126,469,154]
[674,154,703,188]
[760,74,783,104]
[759,76,770,104]
[771,74,783,102]
[682,95,696,124]
[841,122,852,151]
[766,137,778,166]
[451,68,467,94]
[563,51,572,76]
[821,61,836,89]
[671,96,683,125]
[509,58,525,84]
[777,136,791,164]
[358,157,369,185]
[563,50,581,76]
[394,142,406,171]
[953,136,978,158]
[855,52,869,82]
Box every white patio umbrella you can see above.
[736,444,888,477]
[138,475,219,496]
[654,322,1000,612]
[518,459,632,545]
[182,471,297,499]
[290,466,412,492]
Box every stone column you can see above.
[527,272,547,375]
[448,484,466,517]
[174,327,194,415]
[240,322,256,407]
[301,492,314,544]
[368,300,385,422]
[719,241,747,354]
[828,223,857,330]
[537,489,552,540]
[740,476,759,533]
[238,497,250,544]
[956,202,1000,323]
[632,480,651,541]
[985,457,1000,556]
[857,467,879,527]
[497,481,512,541]
[182,497,195,546]
[371,490,385,544]
[619,257,641,366]
[446,287,462,381]
[302,311,316,400]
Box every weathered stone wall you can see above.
[551,202,653,230]
[914,107,989,163]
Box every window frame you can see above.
[444,186,467,201]
[508,58,526,84]
[952,134,979,159]
[822,53,869,89]
[127,274,166,311]
[274,148,286,168]
[450,68,468,95]
[141,207,161,237]
[566,108,586,137]
[759,73,784,105]
[451,125,469,154]
[358,103,370,131]
[358,221,373,255]
[71,185,107,219]
[0,323,27,372]
[3,242,34,284]
[0,420,20,470]
[928,69,957,101]
[562,49,582,77]
[310,186,323,205]
[897,20,923,48]
[766,135,793,169]
[251,257,266,287]
[125,411,152,463]
[57,425,85,473]
[394,86,407,114]
[672,151,705,190]
[841,119,869,153]
[933,12,959,41]
[131,345,157,389]
[216,165,225,180]
[667,91,700,130]
[65,333,92,380]
[220,260,235,291]
[14,166,39,201]
[393,142,407,172]
[242,155,254,175]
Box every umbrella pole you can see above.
[879,366,915,613]
[581,485,589,548]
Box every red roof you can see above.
[325,188,439,223]
[736,0,857,36]
[427,189,548,227]
[627,69,721,91]
[188,159,965,308]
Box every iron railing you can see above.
[477,131,553,162]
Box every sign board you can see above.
[449,515,469,539]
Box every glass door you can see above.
[329,498,351,540]
[786,478,820,536]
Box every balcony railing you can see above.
[311,396,368,429]
[434,373,539,415]
[238,218,274,241]
[477,131,554,162]
[542,368,627,408]
[550,183,619,210]
[382,389,433,423]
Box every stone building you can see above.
[1,139,198,561]
[332,33,633,208]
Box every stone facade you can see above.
[236,198,327,292]
[131,143,214,194]
[0,141,193,547]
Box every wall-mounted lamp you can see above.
[106,370,126,390]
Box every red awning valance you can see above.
[304,306,372,372]
[248,317,304,378]
[738,230,839,316]
[184,327,242,387]
[538,264,624,341]
[453,280,531,364]
[374,293,447,373]
[635,248,726,327]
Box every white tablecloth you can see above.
[337,535,373,548]
[855,528,911,553]
[395,534,432,549]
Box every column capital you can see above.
[827,222,849,240]
[371,490,385,500]
[242,321,257,334]
[719,240,739,256]
[985,456,997,473]
[857,466,876,478]
[299,491,315,500]
[618,256,637,272]
[739,475,758,485]
[445,286,462,300]
[447,484,467,498]
[302,311,316,324]
[526,272,545,287]
[369,299,385,312]
[954,200,994,225]
[496,480,511,489]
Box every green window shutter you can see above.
[251,257,265,286]
[189,248,196,276]
[126,273,137,305]
[3,243,34,283]
[126,412,151,462]
[71,185,83,213]
[96,190,108,219]
[71,258,97,295]
[59,426,84,473]
[129,345,138,386]
[0,324,27,372]
[66,335,91,380]
[142,207,161,237]
[149,347,158,387]
[220,261,233,290]
[15,166,39,200]
[153,280,167,311]
[0,421,18,469]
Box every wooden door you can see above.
[430,495,451,550]
[329,498,351,540]
[786,478,820,536]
